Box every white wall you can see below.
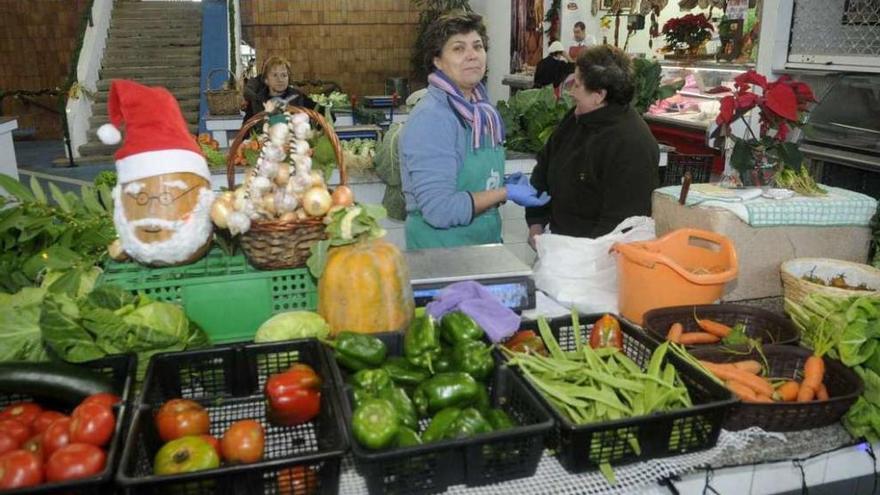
[471,0,512,104]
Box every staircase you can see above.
[77,0,203,163]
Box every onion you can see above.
[279,211,297,222]
[309,170,325,188]
[261,192,277,216]
[227,211,251,235]
[331,185,355,207]
[302,186,332,217]
[211,198,234,228]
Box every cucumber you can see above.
[0,361,116,405]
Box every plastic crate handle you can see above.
[612,228,738,285]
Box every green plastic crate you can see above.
[98,248,318,344]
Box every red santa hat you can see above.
[97,79,209,184]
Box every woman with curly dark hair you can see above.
[399,11,549,249]
[525,45,659,247]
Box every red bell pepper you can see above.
[589,314,623,350]
[264,363,322,427]
[504,330,548,356]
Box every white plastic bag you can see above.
[532,216,655,314]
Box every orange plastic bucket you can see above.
[611,228,738,325]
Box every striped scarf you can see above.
[428,70,505,149]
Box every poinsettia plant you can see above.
[714,70,816,180]
[662,14,714,52]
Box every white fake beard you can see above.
[113,185,215,265]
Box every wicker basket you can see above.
[780,258,880,307]
[226,106,345,270]
[690,345,863,431]
[205,68,241,116]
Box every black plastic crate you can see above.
[0,354,137,495]
[117,339,347,495]
[514,314,736,473]
[327,332,554,495]
[661,153,714,186]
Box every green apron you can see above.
[406,134,505,250]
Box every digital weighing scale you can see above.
[334,125,382,141]
[405,244,535,312]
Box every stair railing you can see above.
[65,0,113,163]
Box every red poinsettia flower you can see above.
[735,70,768,92]
[717,97,736,125]
[764,83,798,122]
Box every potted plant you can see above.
[661,13,714,57]
[714,70,816,187]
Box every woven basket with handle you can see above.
[780,258,880,307]
[205,68,241,116]
[226,106,345,270]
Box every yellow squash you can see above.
[318,238,414,335]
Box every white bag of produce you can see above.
[533,216,655,315]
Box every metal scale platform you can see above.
[405,244,535,312]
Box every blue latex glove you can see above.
[504,172,528,186]
[425,281,520,343]
[506,182,551,207]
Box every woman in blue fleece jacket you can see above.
[400,12,549,250]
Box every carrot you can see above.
[774,381,800,402]
[695,316,732,338]
[816,383,829,401]
[667,323,684,343]
[751,394,774,403]
[731,360,762,375]
[678,332,721,345]
[725,380,757,402]
[802,355,825,392]
[700,361,775,397]
[797,384,816,402]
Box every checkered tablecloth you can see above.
[656,185,877,227]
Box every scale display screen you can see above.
[411,277,535,312]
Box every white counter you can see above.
[0,117,19,196]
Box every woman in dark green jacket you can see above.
[525,45,659,248]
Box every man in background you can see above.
[568,21,597,61]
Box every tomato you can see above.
[45,443,106,482]
[69,402,115,447]
[153,436,219,475]
[32,411,67,434]
[199,434,222,460]
[0,402,42,427]
[0,432,18,456]
[43,418,71,457]
[589,314,624,350]
[21,434,43,462]
[277,465,318,495]
[221,420,264,464]
[81,393,121,409]
[0,450,43,489]
[155,399,210,443]
[0,419,30,445]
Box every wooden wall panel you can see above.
[0,0,89,139]
[241,0,420,97]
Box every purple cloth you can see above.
[425,281,520,343]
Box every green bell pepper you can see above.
[352,398,400,450]
[350,368,392,395]
[379,385,418,430]
[485,408,515,430]
[382,357,430,387]
[422,407,462,443]
[352,387,372,409]
[432,347,454,374]
[473,384,491,413]
[405,314,441,373]
[444,407,493,439]
[329,331,387,371]
[394,426,423,447]
[413,372,481,416]
[440,311,484,346]
[451,340,495,382]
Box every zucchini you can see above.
[0,361,116,405]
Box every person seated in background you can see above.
[533,41,574,89]
[525,45,659,248]
[568,21,597,61]
[242,56,317,122]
